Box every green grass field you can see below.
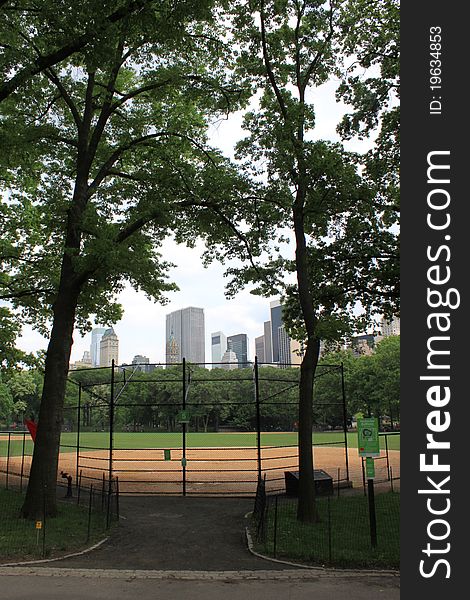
[1,431,400,457]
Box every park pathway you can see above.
[41,496,288,571]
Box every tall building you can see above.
[165,307,205,364]
[381,316,400,337]
[90,327,107,367]
[255,335,265,363]
[278,325,291,366]
[99,327,119,366]
[351,334,375,356]
[263,321,273,363]
[132,355,153,373]
[221,349,238,370]
[227,333,249,368]
[211,331,227,364]
[270,300,283,363]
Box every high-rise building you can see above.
[165,307,205,364]
[381,316,400,337]
[90,327,107,367]
[227,333,249,368]
[99,327,119,366]
[270,300,283,363]
[255,335,265,363]
[263,321,273,363]
[221,349,238,370]
[211,331,227,365]
[132,355,154,373]
[278,325,291,366]
[278,325,304,367]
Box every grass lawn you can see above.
[0,488,112,562]
[1,431,400,456]
[254,491,399,569]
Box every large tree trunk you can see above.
[21,285,80,518]
[292,183,320,523]
[297,337,321,522]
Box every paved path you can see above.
[0,567,400,600]
[44,496,287,571]
[0,495,399,598]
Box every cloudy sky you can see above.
[16,79,373,365]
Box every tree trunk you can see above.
[21,286,80,518]
[297,337,321,522]
[292,183,320,523]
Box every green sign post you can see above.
[178,410,191,424]
[357,417,380,457]
[357,418,379,548]
[365,457,375,479]
[164,449,171,461]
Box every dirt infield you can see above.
[2,445,399,496]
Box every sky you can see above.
[15,79,375,365]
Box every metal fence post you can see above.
[385,433,390,478]
[6,432,11,490]
[182,357,186,497]
[328,496,332,563]
[87,484,93,543]
[254,356,262,481]
[109,359,115,495]
[77,469,82,505]
[20,432,26,492]
[367,479,378,548]
[76,382,82,486]
[273,495,279,558]
[340,363,350,483]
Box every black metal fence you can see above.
[0,476,119,562]
[60,358,350,496]
[252,488,399,569]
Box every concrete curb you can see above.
[0,566,397,581]
[244,525,400,578]
[0,537,109,567]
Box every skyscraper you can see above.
[227,333,249,368]
[99,327,119,367]
[263,320,273,363]
[165,307,205,364]
[255,335,265,363]
[211,331,227,364]
[270,300,283,363]
[90,327,107,367]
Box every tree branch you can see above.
[0,0,151,102]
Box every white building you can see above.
[90,327,107,367]
[381,316,400,337]
[211,331,227,365]
[165,307,205,364]
[221,349,238,370]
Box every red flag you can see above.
[24,419,37,442]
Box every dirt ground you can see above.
[3,445,399,495]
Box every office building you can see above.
[227,333,249,368]
[255,335,265,363]
[263,321,273,363]
[165,307,205,364]
[90,327,107,367]
[211,331,227,364]
[99,327,119,366]
[381,316,400,337]
[221,349,238,370]
[132,355,154,373]
[270,300,283,363]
